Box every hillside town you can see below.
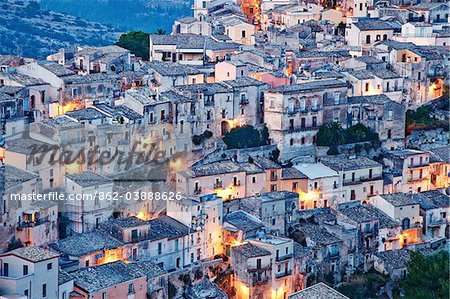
[0,0,449,298]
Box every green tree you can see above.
[400,251,449,298]
[115,31,150,60]
[155,28,166,35]
[223,125,269,149]
[317,122,345,146]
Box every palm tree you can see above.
[328,123,346,146]
[155,28,166,35]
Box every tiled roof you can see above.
[150,34,240,51]
[354,55,384,64]
[222,76,266,88]
[282,167,308,179]
[428,146,450,163]
[65,107,107,121]
[387,149,426,158]
[39,61,75,77]
[104,216,147,228]
[289,283,349,299]
[269,79,347,93]
[50,231,123,257]
[380,193,418,207]
[371,69,400,79]
[1,247,59,262]
[295,222,342,245]
[352,18,397,31]
[190,160,243,177]
[348,94,393,105]
[72,261,147,293]
[346,69,374,80]
[149,61,201,76]
[224,210,265,233]
[160,90,194,104]
[374,248,410,269]
[259,191,299,202]
[232,242,271,258]
[320,156,381,171]
[412,190,449,210]
[66,171,112,187]
[6,137,55,155]
[59,269,74,285]
[5,164,39,189]
[148,216,189,241]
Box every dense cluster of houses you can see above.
[0,0,448,298]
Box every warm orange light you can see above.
[99,249,122,265]
[0,147,5,163]
[231,240,246,247]
[299,190,320,201]
[271,286,285,299]
[215,184,235,200]
[235,280,250,298]
[169,158,185,172]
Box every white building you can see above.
[0,247,59,299]
[346,18,396,46]
[65,171,114,234]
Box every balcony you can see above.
[342,175,382,186]
[248,265,271,273]
[311,106,321,112]
[428,219,448,228]
[275,253,293,262]
[193,187,202,195]
[275,270,292,279]
[205,100,214,107]
[326,251,340,260]
[17,216,50,230]
[285,125,320,133]
[251,276,269,286]
[214,181,223,189]
[408,163,429,169]
[240,98,249,106]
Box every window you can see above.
[365,82,369,92]
[85,260,89,267]
[252,176,256,184]
[241,30,246,38]
[4,262,9,276]
[334,92,340,105]
[128,283,134,294]
[42,284,47,298]
[175,239,179,251]
[23,265,28,276]
[366,35,371,44]
[47,262,52,270]
[158,242,162,255]
[102,292,107,299]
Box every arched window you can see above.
[402,218,410,229]
[30,95,35,109]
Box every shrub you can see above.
[327,145,340,155]
[223,125,269,149]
